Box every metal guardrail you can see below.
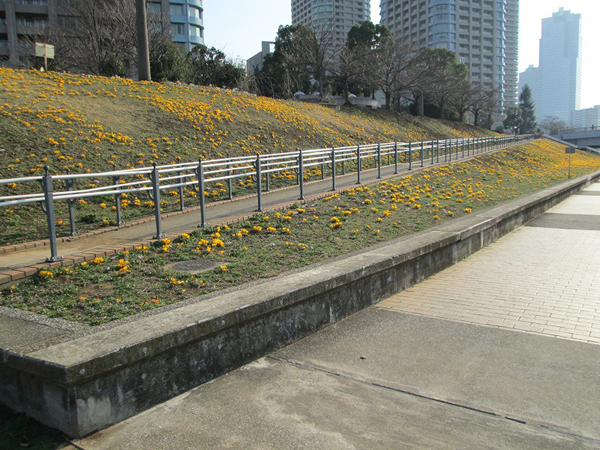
[0,134,534,262]
[555,126,599,135]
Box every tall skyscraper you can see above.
[291,0,371,42]
[519,8,581,125]
[379,0,520,114]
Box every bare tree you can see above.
[51,0,136,74]
[331,44,365,105]
[360,39,421,110]
[539,116,568,134]
[468,86,500,127]
[281,24,338,97]
[47,0,170,77]
[416,48,468,119]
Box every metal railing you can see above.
[554,126,599,135]
[0,134,534,262]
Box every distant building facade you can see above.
[247,41,275,73]
[0,0,59,66]
[571,106,600,130]
[0,0,204,67]
[380,0,520,115]
[291,0,371,42]
[147,0,204,52]
[519,8,581,125]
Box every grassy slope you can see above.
[0,68,494,244]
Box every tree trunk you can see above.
[343,81,351,106]
[135,0,151,81]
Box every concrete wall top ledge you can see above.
[4,169,600,386]
[5,230,461,385]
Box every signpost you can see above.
[35,42,54,72]
[566,147,576,178]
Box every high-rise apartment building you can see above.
[291,0,371,42]
[0,0,203,66]
[519,8,581,125]
[380,0,520,114]
[147,0,204,52]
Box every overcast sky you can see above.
[204,0,600,109]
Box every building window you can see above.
[147,2,161,13]
[170,4,184,16]
[189,6,202,19]
[190,24,202,37]
[171,23,185,36]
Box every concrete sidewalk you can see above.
[70,182,600,448]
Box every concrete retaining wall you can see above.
[2,170,600,438]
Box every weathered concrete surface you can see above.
[75,311,600,449]
[0,315,69,351]
[2,170,600,438]
[276,309,600,441]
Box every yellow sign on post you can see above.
[35,43,55,72]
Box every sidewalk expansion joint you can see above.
[267,355,600,445]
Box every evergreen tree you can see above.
[503,106,523,133]
[519,85,537,134]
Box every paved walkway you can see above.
[378,182,600,344]
[71,182,600,448]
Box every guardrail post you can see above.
[420,141,424,167]
[331,148,337,191]
[436,140,440,163]
[149,163,164,239]
[461,138,465,158]
[377,143,382,179]
[255,154,263,212]
[195,159,207,228]
[41,166,62,262]
[177,170,185,212]
[357,145,362,184]
[431,141,435,165]
[394,142,398,174]
[321,154,326,180]
[408,142,413,170]
[227,159,233,200]
[265,162,270,192]
[113,165,124,224]
[298,150,305,200]
[65,169,78,236]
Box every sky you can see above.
[203,0,600,109]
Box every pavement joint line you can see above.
[0,143,525,285]
[376,308,600,346]
[266,354,600,445]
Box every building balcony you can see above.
[14,4,48,14]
